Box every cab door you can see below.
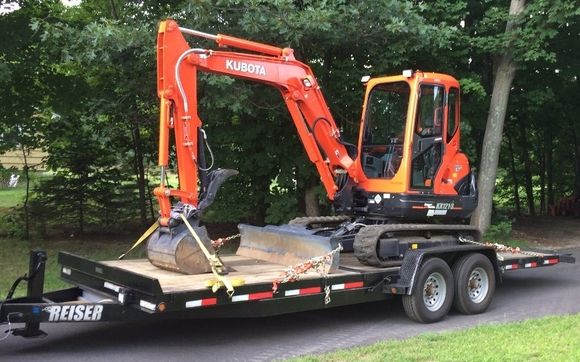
[411,84,445,191]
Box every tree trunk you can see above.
[521,137,536,216]
[20,145,30,240]
[131,120,148,225]
[304,185,320,217]
[109,0,118,19]
[538,131,546,215]
[145,162,156,220]
[573,122,580,197]
[471,0,526,232]
[79,179,85,235]
[546,127,554,208]
[507,135,521,216]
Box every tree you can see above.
[3,0,577,237]
[471,0,526,232]
[28,0,164,233]
[471,0,579,230]
[0,1,55,238]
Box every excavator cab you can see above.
[352,71,477,220]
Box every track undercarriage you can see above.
[285,216,481,268]
[145,212,481,275]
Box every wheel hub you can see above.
[423,272,446,311]
[467,267,489,304]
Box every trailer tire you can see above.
[452,253,495,315]
[402,257,454,323]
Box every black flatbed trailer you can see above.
[0,245,575,338]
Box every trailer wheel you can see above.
[403,257,454,323]
[452,253,495,315]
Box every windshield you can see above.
[361,81,410,179]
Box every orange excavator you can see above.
[146,20,479,273]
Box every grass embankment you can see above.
[293,314,580,362]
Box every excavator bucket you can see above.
[146,168,238,274]
[147,224,214,274]
[237,224,340,273]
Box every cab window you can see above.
[361,81,410,179]
[447,87,459,141]
[415,85,444,137]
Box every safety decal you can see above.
[369,194,382,204]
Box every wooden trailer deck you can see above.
[99,249,562,294]
[101,253,391,294]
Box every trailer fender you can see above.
[392,245,501,296]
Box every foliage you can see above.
[177,0,467,223]
[292,314,580,362]
[3,1,162,234]
[0,0,578,232]
[264,183,301,225]
[0,2,48,154]
[484,212,514,242]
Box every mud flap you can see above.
[237,224,340,273]
[147,224,214,274]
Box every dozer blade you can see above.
[147,224,214,274]
[237,224,340,273]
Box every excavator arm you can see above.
[155,19,355,226]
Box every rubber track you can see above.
[353,224,481,267]
[288,215,351,228]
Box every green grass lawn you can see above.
[0,187,27,209]
[0,171,50,207]
[0,237,145,299]
[292,314,580,362]
[0,186,26,237]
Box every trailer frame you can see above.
[0,246,575,338]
